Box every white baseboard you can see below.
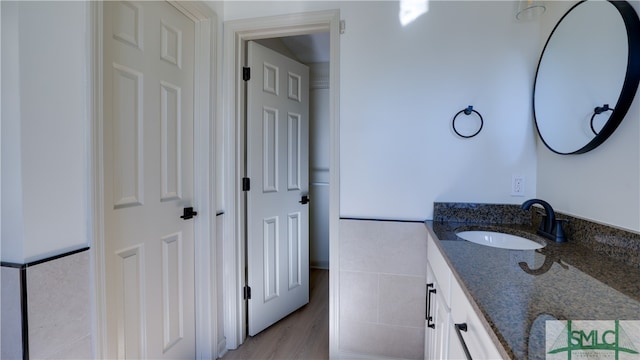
[217,338,227,359]
[338,350,412,360]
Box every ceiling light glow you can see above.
[400,0,429,27]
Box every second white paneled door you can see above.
[103,2,197,358]
[246,41,310,336]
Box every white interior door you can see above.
[103,2,197,358]
[246,41,310,336]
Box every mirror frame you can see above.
[533,0,640,155]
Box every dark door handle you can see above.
[299,195,310,205]
[180,207,198,220]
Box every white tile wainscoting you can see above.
[0,248,92,359]
[339,219,427,359]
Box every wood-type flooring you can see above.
[222,269,329,360]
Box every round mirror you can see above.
[533,0,640,155]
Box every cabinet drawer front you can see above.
[427,233,451,305]
[450,279,503,359]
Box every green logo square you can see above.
[546,320,640,359]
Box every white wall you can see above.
[1,1,25,262]
[224,1,541,221]
[4,1,634,261]
[536,1,640,232]
[1,2,89,263]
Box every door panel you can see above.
[112,63,144,208]
[115,245,145,359]
[247,41,310,336]
[103,2,196,358]
[288,212,302,289]
[160,81,183,202]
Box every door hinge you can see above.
[243,67,251,81]
[243,285,252,300]
[242,177,250,191]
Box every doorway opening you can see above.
[255,34,330,272]
[221,10,340,357]
[243,34,329,336]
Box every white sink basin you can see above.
[456,230,545,250]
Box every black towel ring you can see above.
[453,105,483,138]
[590,104,614,135]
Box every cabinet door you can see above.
[448,321,467,360]
[450,278,503,359]
[425,264,435,358]
[425,263,450,360]
[425,318,430,358]
[427,234,451,303]
[431,292,450,359]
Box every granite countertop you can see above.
[425,220,640,360]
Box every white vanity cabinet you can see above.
[425,261,451,359]
[425,232,503,360]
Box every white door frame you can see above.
[222,10,341,357]
[90,2,219,359]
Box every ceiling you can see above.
[280,32,330,64]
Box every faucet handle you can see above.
[554,219,568,243]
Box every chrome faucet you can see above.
[521,199,567,243]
